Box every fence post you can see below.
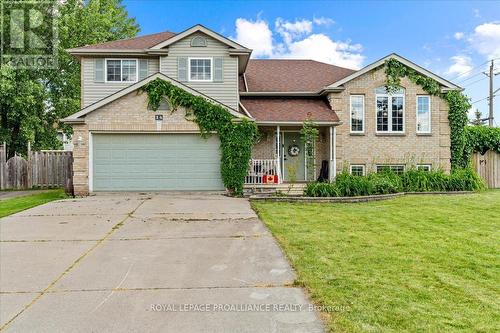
[0,142,5,190]
[27,142,32,188]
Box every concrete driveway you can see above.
[0,193,324,332]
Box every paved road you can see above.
[0,192,323,332]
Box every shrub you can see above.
[335,172,373,196]
[400,169,449,192]
[447,167,485,191]
[304,167,483,197]
[305,182,339,197]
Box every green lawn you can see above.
[0,190,67,218]
[252,191,500,332]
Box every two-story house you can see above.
[63,24,461,195]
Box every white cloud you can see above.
[469,22,500,59]
[446,55,473,77]
[275,18,312,43]
[233,18,273,57]
[453,32,464,40]
[232,17,364,69]
[313,17,335,26]
[277,33,364,69]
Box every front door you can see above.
[283,132,305,182]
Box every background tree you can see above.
[0,0,139,157]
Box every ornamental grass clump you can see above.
[304,167,483,197]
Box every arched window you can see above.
[375,86,405,133]
[190,36,207,47]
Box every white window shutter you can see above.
[94,59,104,82]
[214,57,223,82]
[139,59,148,80]
[178,57,187,81]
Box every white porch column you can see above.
[329,126,336,182]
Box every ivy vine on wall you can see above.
[140,78,258,195]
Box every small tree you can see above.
[300,119,319,181]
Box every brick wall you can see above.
[71,92,200,195]
[327,66,451,174]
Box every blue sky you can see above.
[123,0,500,124]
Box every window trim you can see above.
[105,58,138,83]
[416,95,432,134]
[376,164,406,174]
[188,57,213,82]
[375,90,405,134]
[350,95,365,133]
[350,164,366,176]
[417,164,432,171]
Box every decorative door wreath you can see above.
[288,144,300,156]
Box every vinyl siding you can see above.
[81,57,159,107]
[160,32,239,110]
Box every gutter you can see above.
[255,121,342,126]
[239,91,320,97]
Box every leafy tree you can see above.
[0,0,139,157]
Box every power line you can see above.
[471,95,497,105]
[462,76,488,88]
[448,57,500,82]
[456,71,484,84]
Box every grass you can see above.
[0,189,67,218]
[252,191,500,332]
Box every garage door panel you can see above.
[92,134,224,191]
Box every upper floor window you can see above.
[189,58,212,81]
[417,96,431,133]
[350,95,364,133]
[375,86,405,133]
[106,59,137,82]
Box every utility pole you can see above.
[488,60,494,127]
[484,59,499,127]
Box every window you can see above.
[417,164,432,171]
[147,98,170,111]
[350,95,364,133]
[376,86,405,133]
[189,58,212,81]
[350,165,365,176]
[376,165,405,175]
[106,59,137,82]
[417,96,431,133]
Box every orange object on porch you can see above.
[263,174,278,184]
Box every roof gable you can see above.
[150,24,250,52]
[62,73,247,123]
[327,53,461,91]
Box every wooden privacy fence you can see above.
[472,150,500,189]
[0,143,73,191]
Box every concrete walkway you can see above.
[0,192,324,332]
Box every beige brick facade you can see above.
[71,92,200,195]
[327,66,451,174]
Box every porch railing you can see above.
[245,159,281,185]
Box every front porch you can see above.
[244,125,337,189]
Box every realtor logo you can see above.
[0,0,58,69]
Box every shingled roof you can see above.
[72,31,176,50]
[240,59,356,93]
[240,98,339,123]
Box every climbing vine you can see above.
[464,126,500,156]
[384,58,472,169]
[300,119,319,181]
[140,78,258,195]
